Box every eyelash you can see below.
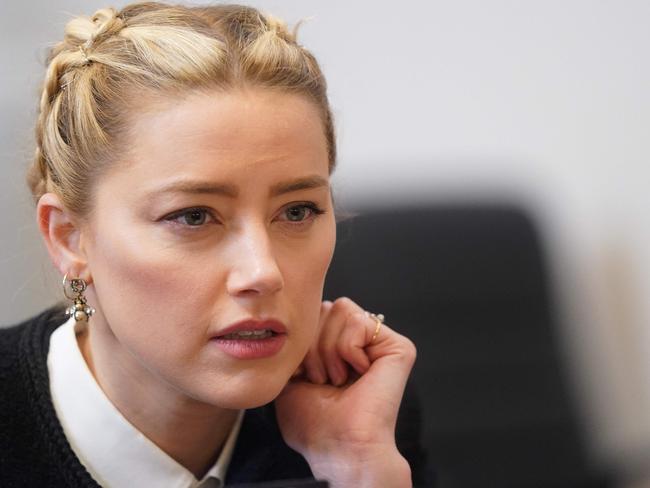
[163,207,217,228]
[278,202,326,224]
[162,203,326,229]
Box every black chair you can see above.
[324,204,612,488]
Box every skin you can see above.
[38,87,415,487]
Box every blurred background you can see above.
[1,1,649,486]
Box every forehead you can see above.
[109,87,330,190]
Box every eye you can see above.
[286,206,309,222]
[278,203,325,223]
[183,209,208,226]
[163,207,215,227]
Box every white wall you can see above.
[1,0,649,477]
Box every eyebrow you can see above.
[148,181,237,198]
[269,175,329,197]
[148,175,329,199]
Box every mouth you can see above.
[213,318,287,338]
[211,319,287,359]
[219,329,278,340]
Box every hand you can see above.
[275,297,416,488]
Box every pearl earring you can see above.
[62,273,95,322]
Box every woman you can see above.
[0,3,420,487]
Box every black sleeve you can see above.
[396,377,436,487]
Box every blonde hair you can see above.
[27,2,336,216]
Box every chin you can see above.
[195,372,292,410]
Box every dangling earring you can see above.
[63,273,95,322]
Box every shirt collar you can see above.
[47,314,244,488]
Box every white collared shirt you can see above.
[47,315,243,488]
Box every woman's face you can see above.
[80,88,336,409]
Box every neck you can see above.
[77,324,238,479]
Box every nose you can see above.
[225,224,284,297]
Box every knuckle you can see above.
[331,297,367,323]
[331,296,353,314]
[333,296,351,306]
[403,338,417,363]
[332,297,352,309]
[320,300,334,314]
[353,309,368,322]
[346,313,366,330]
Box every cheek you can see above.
[86,223,220,358]
[279,219,336,335]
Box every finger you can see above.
[336,310,371,375]
[363,315,410,361]
[321,298,380,381]
[351,322,418,413]
[321,297,366,385]
[301,300,332,384]
[302,301,332,384]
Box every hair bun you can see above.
[65,7,124,49]
[264,14,296,43]
[87,8,124,44]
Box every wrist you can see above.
[305,445,412,488]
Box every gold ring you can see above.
[367,312,385,344]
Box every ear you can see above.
[37,193,92,283]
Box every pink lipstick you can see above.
[211,319,287,359]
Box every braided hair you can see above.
[28,2,335,217]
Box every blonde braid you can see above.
[29,8,126,205]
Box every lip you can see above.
[212,318,287,338]
[210,318,288,360]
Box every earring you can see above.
[62,273,95,322]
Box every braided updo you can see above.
[28,2,335,217]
